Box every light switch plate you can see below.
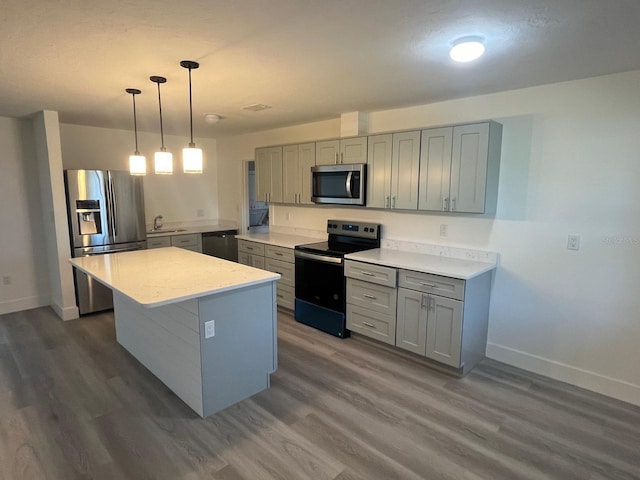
[567,234,580,251]
[204,320,215,338]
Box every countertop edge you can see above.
[344,251,497,280]
[235,233,323,249]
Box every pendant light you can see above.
[150,75,173,175]
[180,60,203,174]
[126,88,146,175]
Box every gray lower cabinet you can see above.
[237,240,295,310]
[147,233,202,253]
[346,259,492,375]
[345,261,397,345]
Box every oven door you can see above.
[295,250,345,313]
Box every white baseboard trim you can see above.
[50,301,80,321]
[0,295,50,316]
[486,342,640,407]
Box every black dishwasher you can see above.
[202,230,238,262]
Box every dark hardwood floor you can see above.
[0,307,639,479]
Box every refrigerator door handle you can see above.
[103,175,113,237]
[108,172,118,237]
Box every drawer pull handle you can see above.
[277,294,283,298]
[363,294,377,300]
[274,252,283,256]
[361,271,375,277]
[362,321,375,328]
[419,282,436,287]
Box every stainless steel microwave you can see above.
[311,164,367,205]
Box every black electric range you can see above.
[294,220,381,337]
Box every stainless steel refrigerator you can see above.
[64,170,147,315]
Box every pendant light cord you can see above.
[156,82,166,150]
[132,93,140,154]
[188,67,195,147]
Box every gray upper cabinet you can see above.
[283,142,315,204]
[391,131,421,210]
[366,134,393,208]
[255,146,283,203]
[419,121,502,214]
[418,127,453,211]
[316,137,367,165]
[366,131,420,210]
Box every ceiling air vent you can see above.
[242,103,272,111]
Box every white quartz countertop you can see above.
[345,248,496,280]
[69,247,280,308]
[146,222,238,237]
[235,232,323,249]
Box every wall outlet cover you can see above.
[567,234,580,251]
[204,320,215,338]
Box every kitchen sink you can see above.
[147,229,187,235]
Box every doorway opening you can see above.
[247,160,269,233]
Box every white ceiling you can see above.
[2,0,639,138]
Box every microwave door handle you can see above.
[345,171,353,198]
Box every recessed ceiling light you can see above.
[204,113,221,124]
[450,37,485,63]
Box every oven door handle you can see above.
[295,251,343,265]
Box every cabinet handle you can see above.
[385,196,390,208]
[274,252,283,256]
[361,271,375,277]
[430,297,436,310]
[451,197,456,212]
[277,294,283,298]
[421,294,427,309]
[419,282,436,287]
[363,294,377,300]
[335,153,339,164]
[340,152,344,164]
[391,196,396,208]
[442,197,449,211]
[362,321,375,328]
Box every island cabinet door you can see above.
[395,288,427,355]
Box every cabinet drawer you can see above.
[265,258,294,286]
[238,240,265,256]
[347,304,396,345]
[346,278,397,316]
[398,270,465,301]
[147,237,171,249]
[344,260,397,287]
[265,244,294,263]
[171,234,199,248]
[276,283,294,310]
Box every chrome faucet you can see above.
[153,215,164,231]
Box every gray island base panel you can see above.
[113,282,277,418]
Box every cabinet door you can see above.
[255,147,271,203]
[315,140,339,165]
[425,295,463,368]
[298,142,316,204]
[282,144,299,204]
[391,131,421,210]
[340,136,367,164]
[238,251,252,266]
[395,288,427,355]
[418,127,453,211]
[367,134,393,208]
[255,146,283,203]
[450,123,489,213]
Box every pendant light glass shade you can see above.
[126,88,146,175]
[150,76,173,175]
[182,146,203,173]
[129,154,147,175]
[154,150,173,175]
[180,60,203,174]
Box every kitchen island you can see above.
[69,247,280,417]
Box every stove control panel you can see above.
[326,220,380,240]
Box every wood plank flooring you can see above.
[0,306,639,479]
